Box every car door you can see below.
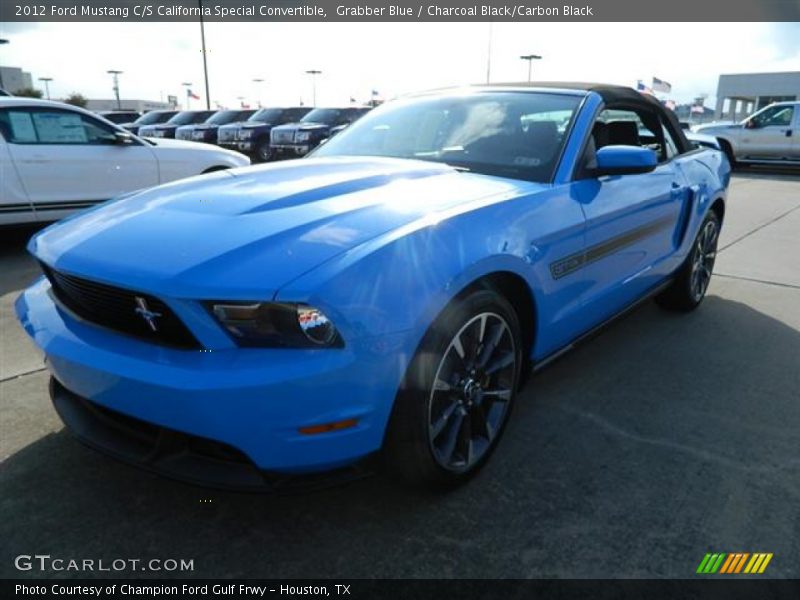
[739,104,795,159]
[571,107,689,326]
[790,106,800,161]
[0,123,34,225]
[1,106,159,219]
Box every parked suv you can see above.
[221,107,310,161]
[139,110,216,139]
[175,109,255,143]
[694,101,799,165]
[120,110,179,135]
[270,107,371,159]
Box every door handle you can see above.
[671,181,682,189]
[786,129,793,137]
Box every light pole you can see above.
[305,70,321,106]
[198,0,211,109]
[519,54,542,83]
[182,82,193,109]
[252,78,264,108]
[107,70,123,109]
[0,40,8,90]
[38,77,53,100]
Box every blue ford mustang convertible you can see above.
[16,84,730,490]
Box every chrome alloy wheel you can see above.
[427,312,517,472]
[690,219,719,302]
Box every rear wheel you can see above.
[385,289,523,488]
[656,210,720,311]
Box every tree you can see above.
[14,87,43,98]
[64,93,88,108]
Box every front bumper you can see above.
[271,144,311,157]
[16,278,406,478]
[50,378,374,492]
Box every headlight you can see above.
[209,302,342,348]
[239,129,253,139]
[296,131,311,142]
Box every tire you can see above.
[256,139,272,162]
[656,210,721,312]
[384,288,524,488]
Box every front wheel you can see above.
[656,210,721,311]
[385,289,523,488]
[256,139,272,162]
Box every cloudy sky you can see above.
[2,21,798,108]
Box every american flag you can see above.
[187,89,200,100]
[652,77,672,93]
[636,80,654,95]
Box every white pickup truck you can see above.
[693,101,799,166]
[0,98,250,226]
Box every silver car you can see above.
[694,101,799,165]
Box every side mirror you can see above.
[593,145,657,177]
[744,120,757,129]
[114,131,134,144]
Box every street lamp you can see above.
[0,40,10,90]
[39,77,53,100]
[198,0,211,109]
[252,78,264,108]
[519,54,542,83]
[107,70,123,109]
[305,70,322,106]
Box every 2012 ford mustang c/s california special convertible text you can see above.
[16,84,730,490]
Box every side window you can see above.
[0,109,117,145]
[594,108,669,162]
[660,121,680,160]
[751,105,793,128]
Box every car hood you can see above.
[30,157,536,299]
[142,136,238,153]
[239,122,271,129]
[693,122,740,134]
[274,122,328,132]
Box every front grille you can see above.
[41,264,201,349]
[271,130,294,144]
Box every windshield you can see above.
[314,92,581,182]
[167,111,212,126]
[301,109,342,124]
[248,108,284,123]
[205,110,243,125]
[134,111,175,125]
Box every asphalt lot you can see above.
[1,168,799,579]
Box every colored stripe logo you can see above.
[697,552,773,574]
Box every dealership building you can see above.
[714,71,800,121]
[85,99,173,111]
[0,65,34,93]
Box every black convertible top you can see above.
[486,81,693,153]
